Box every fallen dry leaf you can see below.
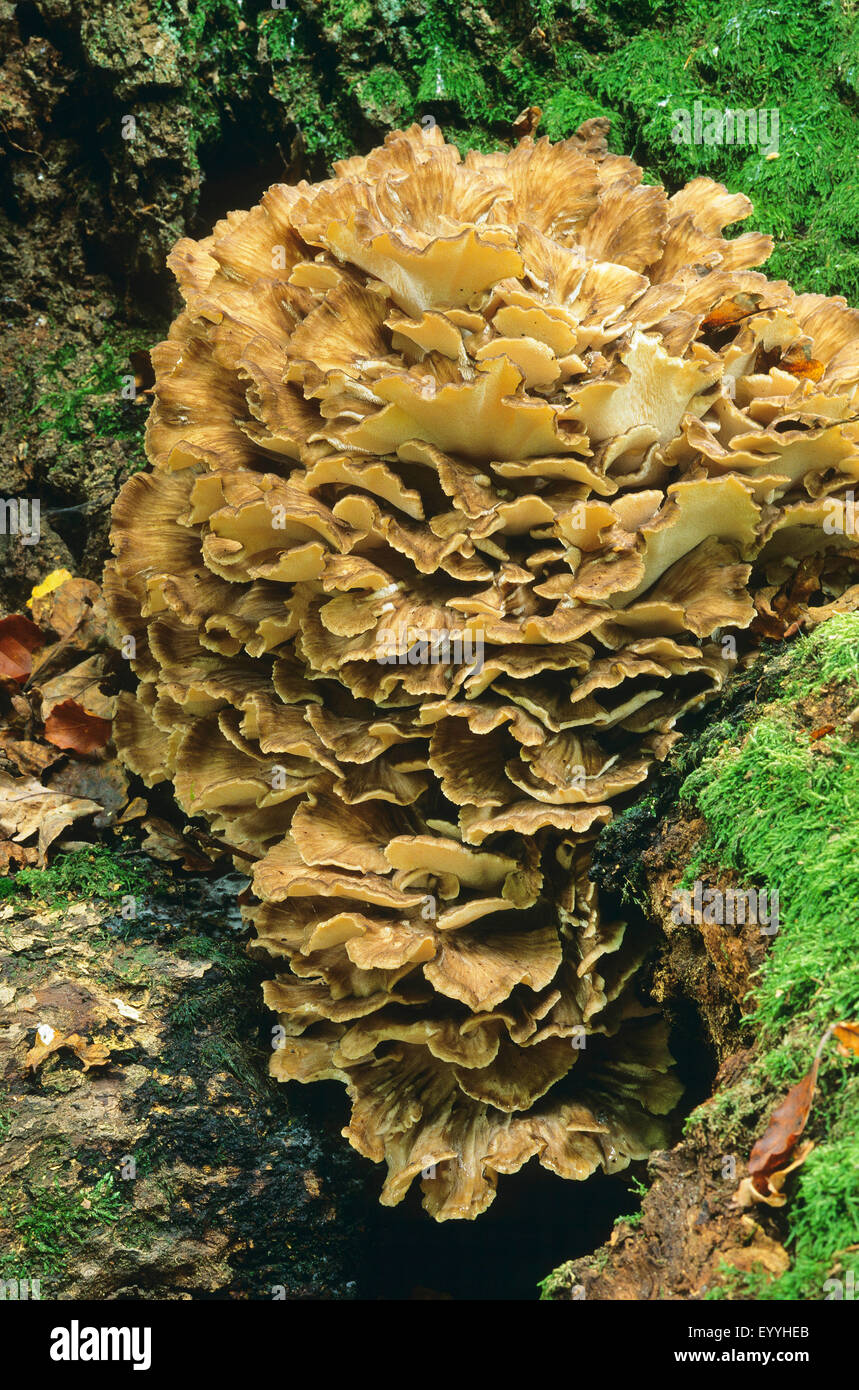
[734,1033,834,1208]
[141,815,218,871]
[512,104,542,138]
[44,699,112,755]
[747,1058,820,1195]
[0,614,45,682]
[28,568,75,606]
[29,574,107,648]
[0,769,101,861]
[734,1142,815,1208]
[37,654,114,721]
[701,292,762,332]
[0,840,39,871]
[47,757,129,827]
[752,557,825,640]
[25,1024,111,1073]
[779,342,825,382]
[833,1022,859,1057]
[69,1035,112,1070]
[0,732,63,777]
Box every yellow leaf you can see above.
[26,568,74,608]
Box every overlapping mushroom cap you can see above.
[106,121,859,1219]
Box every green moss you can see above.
[264,10,355,163]
[356,66,415,124]
[320,0,376,33]
[83,0,854,300]
[611,1174,648,1230]
[786,613,859,694]
[676,612,859,1298]
[1,1173,123,1280]
[0,846,153,907]
[151,0,259,165]
[542,83,620,143]
[31,337,148,470]
[537,1258,581,1298]
[168,957,265,1096]
[538,1242,611,1297]
[585,0,859,300]
[116,2,857,301]
[680,717,859,1044]
[417,48,488,117]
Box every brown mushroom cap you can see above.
[107,122,859,1219]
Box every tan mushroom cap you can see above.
[108,120,859,1218]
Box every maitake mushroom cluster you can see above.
[106,122,859,1219]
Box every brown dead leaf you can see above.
[29,575,107,647]
[44,699,112,755]
[512,105,543,138]
[27,568,75,607]
[752,557,825,640]
[778,342,825,382]
[0,840,39,871]
[736,1047,826,1206]
[0,732,63,777]
[701,292,762,332]
[833,1022,859,1057]
[74,1036,111,1069]
[0,769,101,861]
[747,1058,820,1195]
[140,815,217,871]
[810,724,835,742]
[24,1024,64,1069]
[25,1024,111,1072]
[734,1142,815,1208]
[0,614,45,682]
[9,692,31,722]
[47,757,129,827]
[37,653,114,720]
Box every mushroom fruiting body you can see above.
[106,122,859,1219]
